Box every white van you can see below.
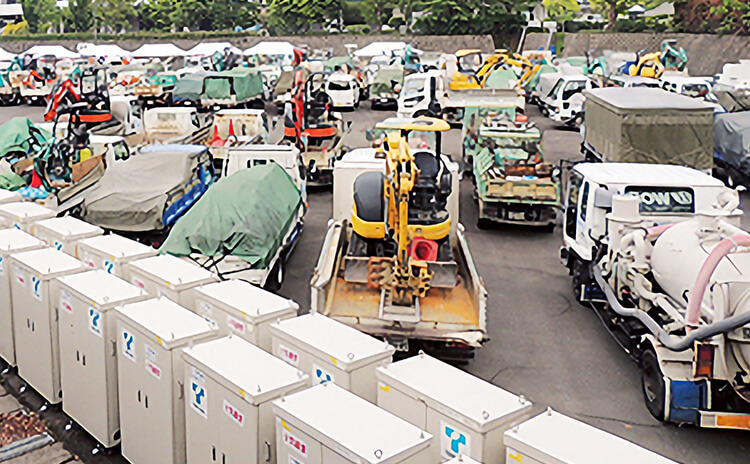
[325,72,360,110]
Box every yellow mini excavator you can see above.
[311,117,488,360]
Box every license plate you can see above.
[509,212,524,220]
[380,98,389,102]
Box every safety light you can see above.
[694,342,715,378]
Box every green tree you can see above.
[21,0,60,33]
[268,0,342,34]
[69,0,93,32]
[413,0,529,36]
[712,0,750,34]
[589,0,634,27]
[172,0,212,30]
[138,0,178,31]
[543,0,580,20]
[212,0,259,30]
[98,0,136,32]
[361,0,392,26]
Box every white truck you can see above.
[311,120,488,361]
[560,162,750,430]
[539,74,597,127]
[124,107,212,147]
[397,70,525,125]
[183,144,306,290]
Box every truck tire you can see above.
[265,259,285,292]
[641,348,667,422]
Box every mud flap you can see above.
[667,379,707,425]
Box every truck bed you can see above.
[312,221,487,347]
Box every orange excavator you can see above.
[44,67,113,128]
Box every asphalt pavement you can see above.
[0,102,747,463]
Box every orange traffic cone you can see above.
[210,124,222,146]
[226,119,238,144]
[30,169,42,188]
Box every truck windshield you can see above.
[403,78,425,98]
[624,186,695,214]
[328,80,351,91]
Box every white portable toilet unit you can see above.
[75,234,157,279]
[57,270,149,448]
[30,216,103,255]
[376,353,533,464]
[128,254,218,308]
[445,456,482,464]
[182,336,309,464]
[193,279,299,352]
[0,229,45,366]
[273,383,433,464]
[0,189,21,205]
[503,409,678,464]
[270,313,394,402]
[0,202,55,232]
[115,297,219,464]
[10,248,85,404]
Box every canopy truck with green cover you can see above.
[463,108,560,229]
[581,87,714,170]
[172,72,216,106]
[161,147,305,291]
[201,68,265,109]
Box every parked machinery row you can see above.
[0,197,678,464]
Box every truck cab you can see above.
[397,70,444,119]
[561,163,734,300]
[540,74,596,126]
[223,144,306,203]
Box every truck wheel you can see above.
[477,218,492,230]
[265,259,284,292]
[641,348,667,422]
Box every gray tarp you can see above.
[715,89,750,113]
[715,112,750,169]
[583,87,714,170]
[81,146,205,231]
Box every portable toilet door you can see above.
[115,297,219,464]
[30,216,103,256]
[75,234,157,279]
[192,279,299,352]
[128,254,219,308]
[57,270,149,448]
[182,336,309,464]
[0,202,56,232]
[10,248,86,404]
[0,229,46,366]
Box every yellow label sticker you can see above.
[281,419,290,431]
[378,383,390,392]
[165,281,171,288]
[156,336,163,346]
[238,388,246,399]
[329,356,338,366]
[509,452,523,463]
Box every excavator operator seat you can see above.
[410,151,451,228]
[352,171,386,239]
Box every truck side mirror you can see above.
[593,187,613,209]
[365,129,372,141]
[346,121,353,133]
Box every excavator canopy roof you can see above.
[375,117,450,133]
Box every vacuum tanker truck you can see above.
[561,162,750,429]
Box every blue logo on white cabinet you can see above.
[53,240,63,251]
[440,421,470,459]
[122,330,136,362]
[190,367,208,419]
[103,259,115,274]
[312,363,334,385]
[88,308,102,337]
[30,275,42,301]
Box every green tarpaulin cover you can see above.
[0,117,50,160]
[203,68,264,102]
[160,163,301,269]
[370,66,403,96]
[325,56,353,72]
[484,69,518,89]
[173,72,215,102]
